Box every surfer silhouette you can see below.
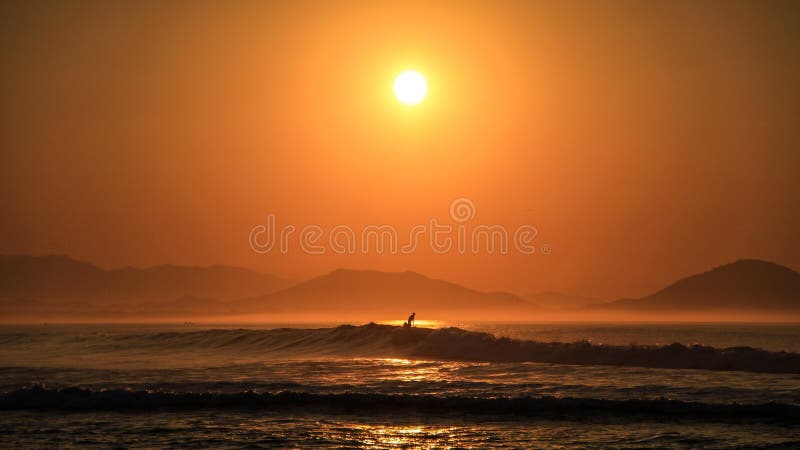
[408,312,415,327]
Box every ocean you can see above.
[1,322,799,448]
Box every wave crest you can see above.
[5,324,800,374]
[3,385,798,423]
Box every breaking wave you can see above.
[2,385,798,423]
[5,324,800,374]
[399,325,800,374]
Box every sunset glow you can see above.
[1,1,798,447]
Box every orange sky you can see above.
[1,0,798,299]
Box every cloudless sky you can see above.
[1,0,798,298]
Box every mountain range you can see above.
[0,254,291,315]
[1,255,799,320]
[0,255,535,318]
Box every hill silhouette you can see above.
[234,268,538,319]
[5,255,798,320]
[0,255,291,315]
[598,259,800,312]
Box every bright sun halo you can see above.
[393,70,427,105]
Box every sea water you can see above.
[1,322,798,448]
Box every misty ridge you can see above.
[0,255,799,321]
[0,255,291,316]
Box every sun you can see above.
[393,70,427,105]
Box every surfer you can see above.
[408,312,415,327]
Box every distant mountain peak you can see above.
[701,258,794,273]
[600,259,800,311]
[236,267,537,318]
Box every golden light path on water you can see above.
[342,425,460,448]
[372,358,452,382]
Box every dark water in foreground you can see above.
[3,410,798,448]
[1,322,799,448]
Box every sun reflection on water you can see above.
[370,357,461,383]
[348,424,459,448]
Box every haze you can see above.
[1,0,799,300]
